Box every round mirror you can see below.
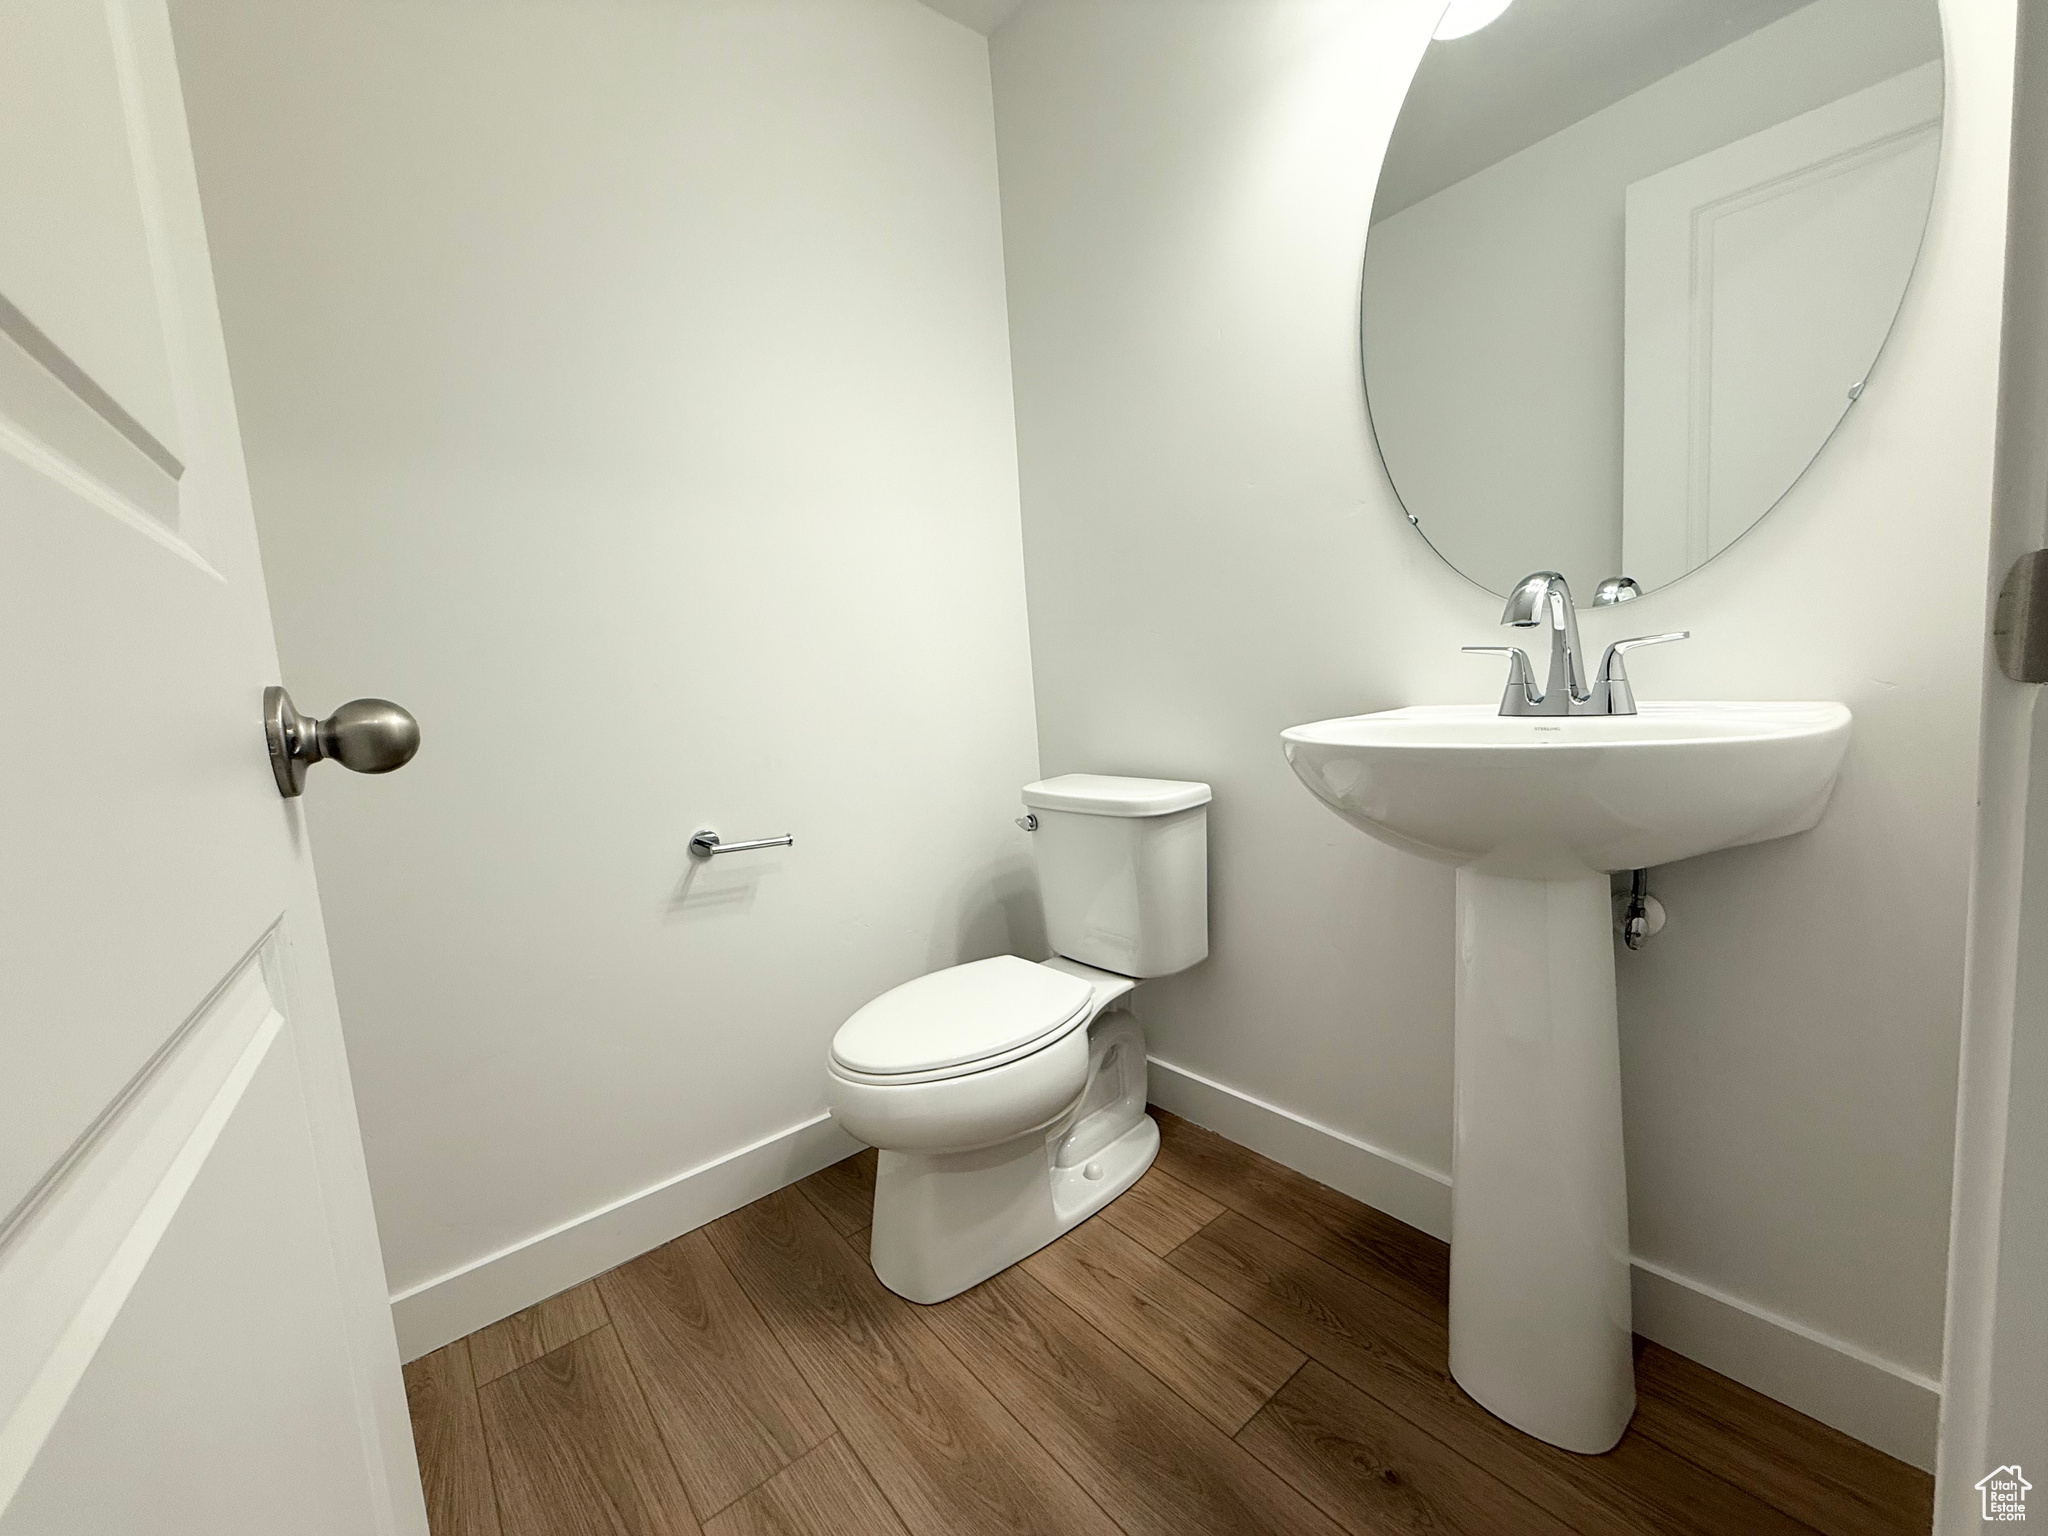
[1362,0,1944,598]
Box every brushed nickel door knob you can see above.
[265,686,420,798]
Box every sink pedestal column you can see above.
[1450,868,1634,1454]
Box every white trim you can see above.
[1146,1056,1454,1239]
[1147,1055,1940,1470]
[390,1112,863,1361]
[1631,1259,1938,1470]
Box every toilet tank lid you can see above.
[831,956,1093,1077]
[1021,774,1212,817]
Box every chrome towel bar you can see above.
[689,829,793,859]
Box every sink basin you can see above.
[1282,702,1852,879]
[1281,700,1851,1455]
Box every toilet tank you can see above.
[1021,774,1210,979]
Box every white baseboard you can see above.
[1146,1055,1941,1471]
[389,1112,863,1361]
[1630,1258,1940,1470]
[1146,1056,1454,1239]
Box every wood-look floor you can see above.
[405,1109,1934,1536]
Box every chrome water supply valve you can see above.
[1617,869,1667,950]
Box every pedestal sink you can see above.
[1281,701,1851,1453]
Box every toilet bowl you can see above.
[825,774,1210,1304]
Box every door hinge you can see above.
[1994,550,2048,683]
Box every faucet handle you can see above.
[1598,631,1689,671]
[1463,645,1542,715]
[1592,632,1689,714]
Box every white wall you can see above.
[169,0,1041,1354]
[1361,0,1940,596]
[993,0,2013,1465]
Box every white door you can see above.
[0,3,424,1532]
[1622,61,1943,589]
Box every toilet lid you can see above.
[831,956,1093,1078]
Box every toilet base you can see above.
[869,1012,1155,1304]
[870,1114,1157,1304]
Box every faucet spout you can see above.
[1501,571,1591,710]
[1501,570,1556,627]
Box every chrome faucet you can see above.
[1465,571,1688,716]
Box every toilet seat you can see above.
[830,955,1093,1085]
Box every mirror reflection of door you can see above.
[1360,0,1942,598]
[1621,65,1942,588]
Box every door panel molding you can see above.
[1679,117,1940,566]
[0,923,286,1510]
[0,306,183,528]
[0,0,185,470]
[1623,61,1943,587]
[0,291,182,486]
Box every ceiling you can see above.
[1374,0,1822,219]
[918,0,1025,35]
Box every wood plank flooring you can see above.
[405,1108,1935,1536]
[470,1278,609,1385]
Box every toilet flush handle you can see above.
[1016,813,1039,832]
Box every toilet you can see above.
[826,773,1211,1304]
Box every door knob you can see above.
[265,686,421,798]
